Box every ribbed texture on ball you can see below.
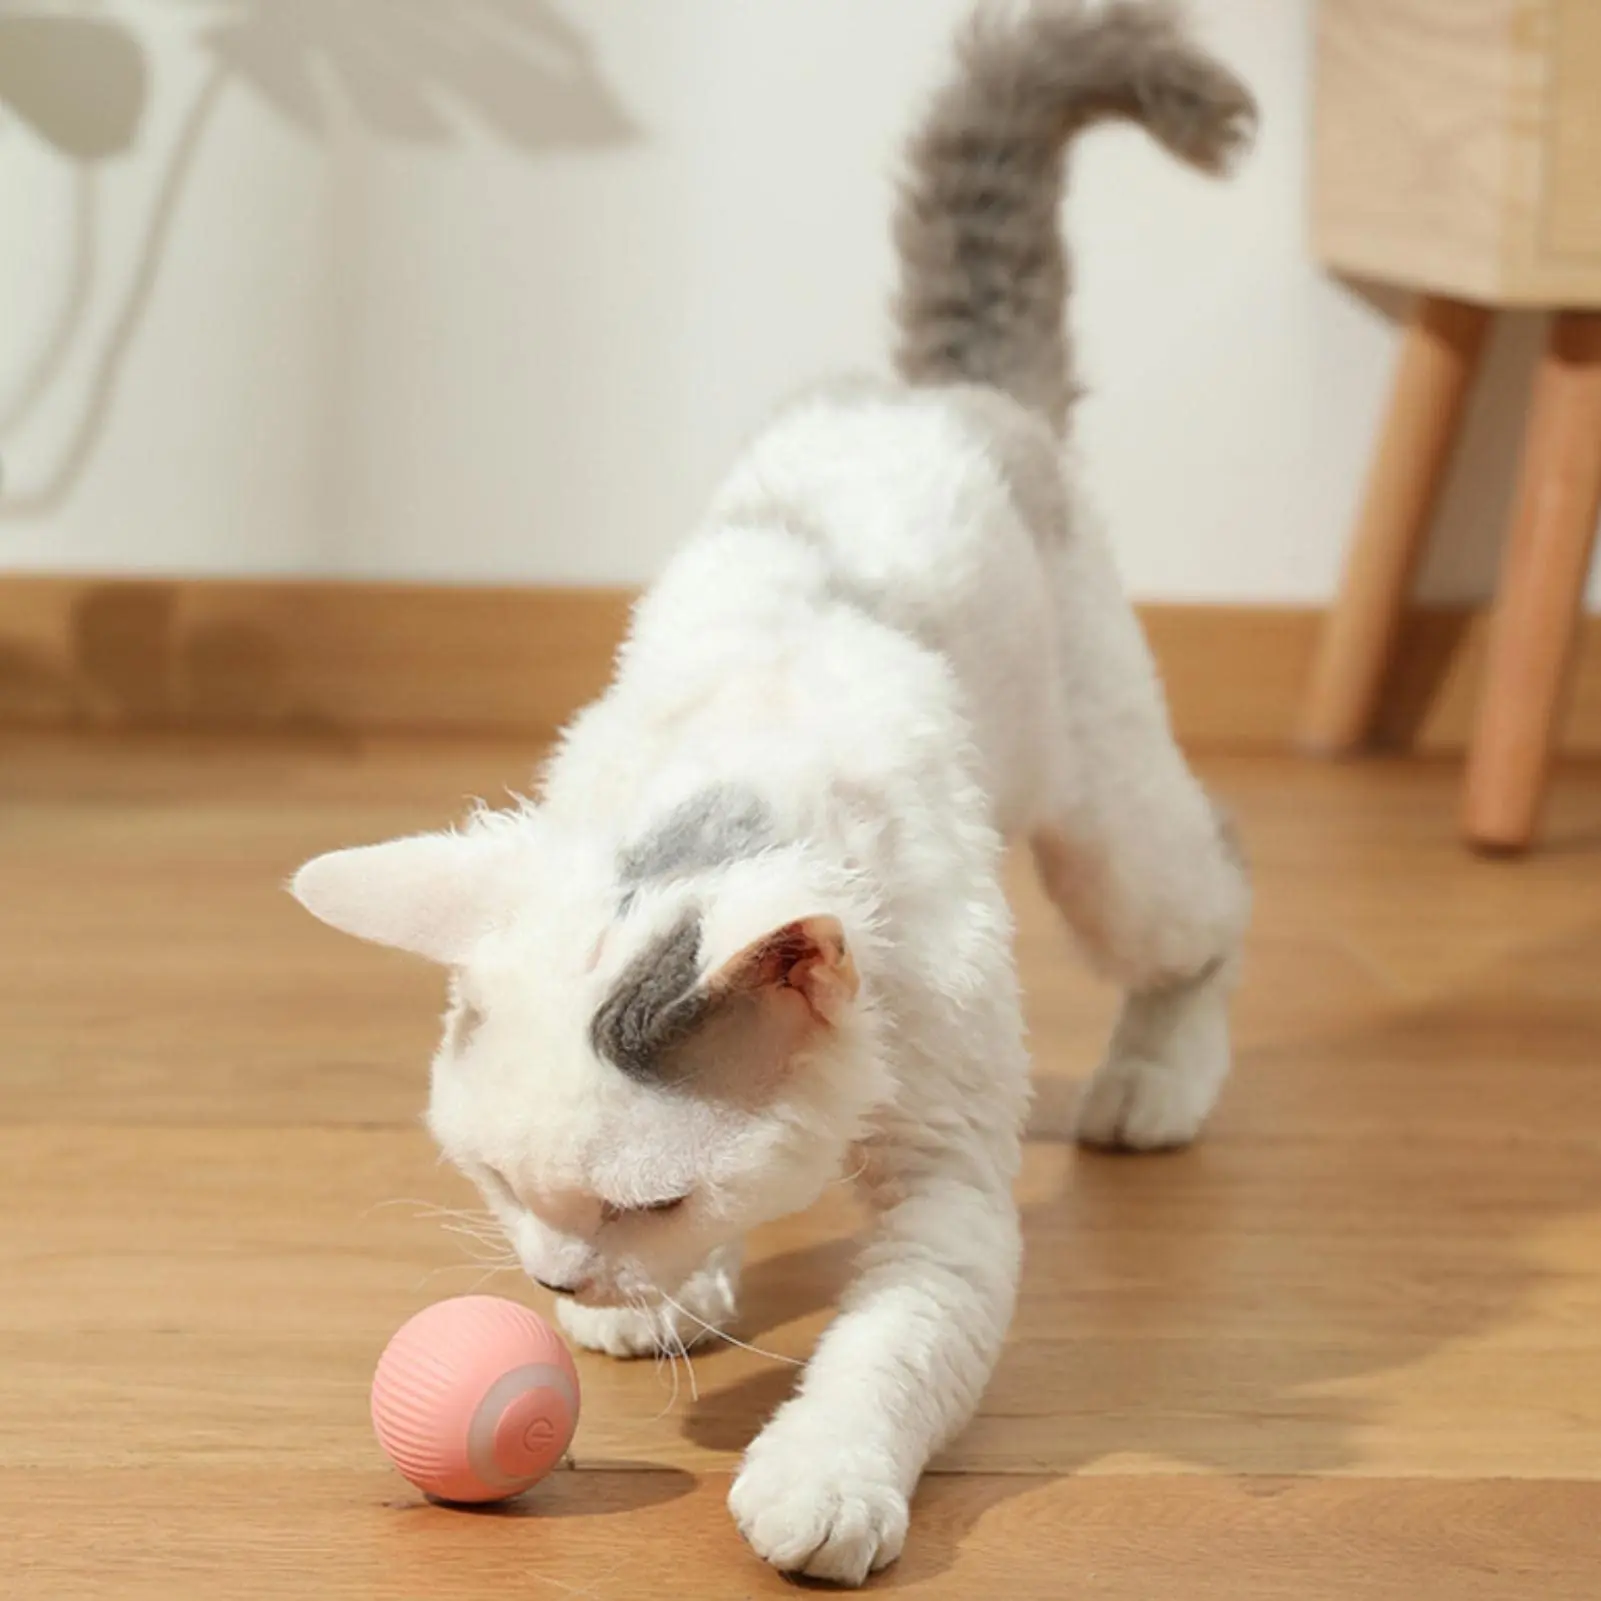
[371,1295,579,1503]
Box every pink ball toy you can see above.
[370,1295,580,1504]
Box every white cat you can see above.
[292,1,1254,1584]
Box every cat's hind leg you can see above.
[1030,523,1250,1151]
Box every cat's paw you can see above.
[1075,1053,1217,1151]
[729,1423,909,1586]
[555,1245,742,1359]
[554,1299,669,1359]
[1077,978,1232,1152]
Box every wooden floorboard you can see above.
[8,1472,1600,1601]
[4,734,1601,1595]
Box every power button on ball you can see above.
[492,1386,572,1482]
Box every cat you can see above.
[291,0,1255,1584]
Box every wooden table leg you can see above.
[1463,311,1601,854]
[1299,295,1492,754]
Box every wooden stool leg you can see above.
[1463,312,1601,854]
[1299,295,1492,753]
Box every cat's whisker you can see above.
[648,1301,683,1422]
[437,1221,508,1247]
[435,1231,520,1269]
[413,1259,518,1292]
[370,1197,515,1265]
[368,1196,500,1226]
[436,1218,511,1244]
[671,1317,701,1403]
[646,1299,671,1385]
[448,1247,510,1264]
[465,1262,515,1295]
[439,1239,519,1267]
[367,1198,486,1223]
[655,1289,804,1368]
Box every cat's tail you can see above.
[892,0,1255,431]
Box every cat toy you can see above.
[370,1295,580,1502]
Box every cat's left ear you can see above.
[289,830,526,964]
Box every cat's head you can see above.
[290,805,885,1305]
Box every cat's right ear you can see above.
[289,830,525,964]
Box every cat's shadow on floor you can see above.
[676,926,1601,1588]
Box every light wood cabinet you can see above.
[1303,0,1601,853]
[1312,0,1601,305]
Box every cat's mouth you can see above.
[522,1237,675,1309]
[548,1267,646,1310]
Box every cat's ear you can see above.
[289,830,525,964]
[708,915,859,1026]
[695,857,864,1030]
[591,905,861,1083]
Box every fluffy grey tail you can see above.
[892,0,1255,429]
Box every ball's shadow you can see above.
[400,1459,697,1520]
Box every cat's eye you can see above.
[600,1194,689,1225]
[478,1165,518,1209]
[445,999,487,1054]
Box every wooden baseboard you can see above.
[0,578,632,741]
[3,576,1600,754]
[1143,604,1601,756]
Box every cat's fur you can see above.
[292,0,1254,1583]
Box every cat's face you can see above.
[292,814,883,1305]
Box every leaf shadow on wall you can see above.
[0,0,637,516]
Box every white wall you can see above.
[1,1,1589,604]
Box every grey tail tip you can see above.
[959,0,1258,170]
[892,0,1258,428]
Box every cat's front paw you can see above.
[729,1422,909,1586]
[554,1299,667,1358]
[555,1245,742,1359]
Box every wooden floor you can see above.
[4,732,1601,1599]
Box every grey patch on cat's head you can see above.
[619,784,773,894]
[590,909,715,1081]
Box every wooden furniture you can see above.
[1301,0,1601,852]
